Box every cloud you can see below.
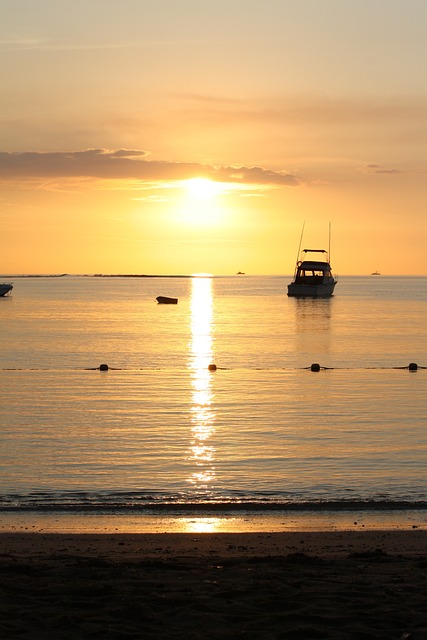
[0,38,147,52]
[364,164,402,175]
[0,149,300,187]
[174,93,427,127]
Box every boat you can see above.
[287,249,337,297]
[156,296,178,304]
[287,222,337,298]
[371,270,381,276]
[0,283,13,297]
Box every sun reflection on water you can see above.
[188,277,216,491]
[181,517,228,534]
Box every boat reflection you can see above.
[188,277,216,491]
[290,296,333,363]
[293,297,333,332]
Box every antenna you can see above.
[296,221,305,262]
[293,221,305,277]
[328,222,331,262]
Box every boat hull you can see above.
[0,283,13,297]
[156,296,178,304]
[287,281,336,298]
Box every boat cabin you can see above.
[294,260,333,284]
[288,244,337,297]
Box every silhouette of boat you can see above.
[156,296,178,304]
[287,249,337,297]
[0,283,13,297]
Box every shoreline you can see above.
[1,508,426,535]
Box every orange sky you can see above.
[1,1,427,275]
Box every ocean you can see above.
[1,275,426,532]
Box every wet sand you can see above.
[1,530,426,639]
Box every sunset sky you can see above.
[1,0,427,275]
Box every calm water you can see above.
[1,275,426,530]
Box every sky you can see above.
[1,0,427,275]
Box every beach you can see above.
[2,277,427,638]
[1,530,426,639]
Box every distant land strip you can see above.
[1,274,200,278]
[93,274,195,278]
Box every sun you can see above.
[173,177,229,228]
[185,178,222,200]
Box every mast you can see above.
[294,221,305,273]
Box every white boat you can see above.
[0,283,13,297]
[287,249,337,297]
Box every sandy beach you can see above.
[1,530,426,639]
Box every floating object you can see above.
[99,363,109,371]
[408,362,418,371]
[156,296,178,304]
[0,283,13,297]
[288,249,337,297]
[236,271,245,275]
[208,363,217,371]
[310,363,321,372]
[371,270,381,276]
[287,224,337,298]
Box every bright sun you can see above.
[185,178,222,200]
[175,178,229,228]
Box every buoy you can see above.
[408,362,418,371]
[310,363,320,372]
[99,363,109,371]
[208,363,217,371]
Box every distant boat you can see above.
[0,283,13,297]
[236,271,245,275]
[156,296,178,304]
[371,270,381,275]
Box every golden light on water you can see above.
[188,277,216,490]
[181,517,227,534]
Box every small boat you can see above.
[287,249,337,297]
[371,270,381,276]
[156,296,178,304]
[0,283,13,297]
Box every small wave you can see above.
[1,491,426,513]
